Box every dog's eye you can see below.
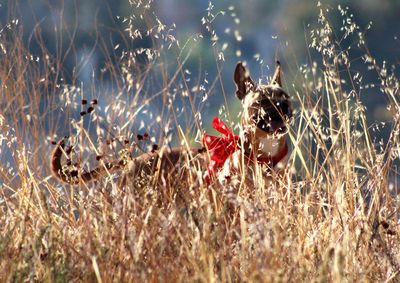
[252,114,269,130]
[251,114,260,122]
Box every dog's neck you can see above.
[243,128,287,160]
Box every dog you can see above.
[50,61,292,187]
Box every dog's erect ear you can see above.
[270,61,282,87]
[234,62,255,100]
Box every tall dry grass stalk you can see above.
[0,1,399,282]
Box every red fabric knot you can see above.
[202,117,240,183]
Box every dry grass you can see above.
[1,1,400,282]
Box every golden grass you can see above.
[0,2,399,282]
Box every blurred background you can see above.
[0,0,399,140]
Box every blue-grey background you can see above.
[1,0,399,138]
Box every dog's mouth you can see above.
[253,117,289,135]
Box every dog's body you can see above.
[50,62,292,187]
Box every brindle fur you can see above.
[50,61,292,186]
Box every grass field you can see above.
[1,2,400,282]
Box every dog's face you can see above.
[234,62,292,135]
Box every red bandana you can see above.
[202,117,240,182]
[202,117,288,184]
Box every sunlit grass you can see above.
[0,1,399,282]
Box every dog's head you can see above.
[234,61,292,135]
